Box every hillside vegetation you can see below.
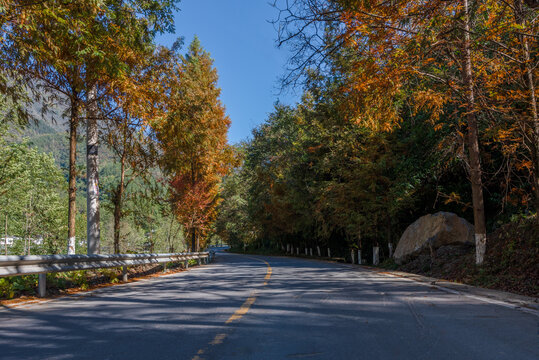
[215,0,539,277]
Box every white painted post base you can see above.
[305,248,308,255]
[67,236,76,255]
[327,248,331,258]
[317,246,321,257]
[358,250,362,265]
[388,243,394,258]
[475,233,487,265]
[296,248,299,255]
[351,249,355,264]
[38,273,46,297]
[287,244,290,253]
[373,246,380,265]
[309,248,313,256]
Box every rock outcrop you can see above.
[393,212,474,264]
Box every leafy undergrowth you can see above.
[0,262,189,301]
[388,217,539,297]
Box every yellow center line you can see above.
[209,333,228,345]
[225,294,258,324]
[191,257,272,360]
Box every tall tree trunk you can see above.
[386,214,393,257]
[149,228,154,253]
[514,0,539,214]
[67,99,79,255]
[4,214,7,256]
[24,195,30,255]
[166,216,174,253]
[27,194,32,255]
[86,84,100,254]
[463,0,487,264]
[113,151,126,254]
[191,229,196,252]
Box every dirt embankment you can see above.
[390,218,539,297]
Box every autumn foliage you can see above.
[216,0,538,265]
[151,38,233,251]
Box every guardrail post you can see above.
[163,262,167,273]
[358,250,362,265]
[185,260,189,269]
[38,273,46,297]
[122,266,128,282]
[351,249,355,264]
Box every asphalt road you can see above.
[0,252,537,360]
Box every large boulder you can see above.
[393,212,474,264]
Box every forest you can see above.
[0,0,537,275]
[215,0,539,270]
[0,0,231,256]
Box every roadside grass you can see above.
[379,258,399,270]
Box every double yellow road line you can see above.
[192,257,272,360]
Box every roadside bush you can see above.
[47,273,68,290]
[100,268,120,283]
[0,278,14,299]
[66,271,89,290]
[0,275,38,299]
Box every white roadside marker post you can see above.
[373,246,380,265]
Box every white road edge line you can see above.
[371,269,539,318]
[246,256,538,317]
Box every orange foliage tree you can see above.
[152,37,232,251]
[274,0,539,263]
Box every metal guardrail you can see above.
[0,250,216,297]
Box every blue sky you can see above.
[155,0,299,145]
